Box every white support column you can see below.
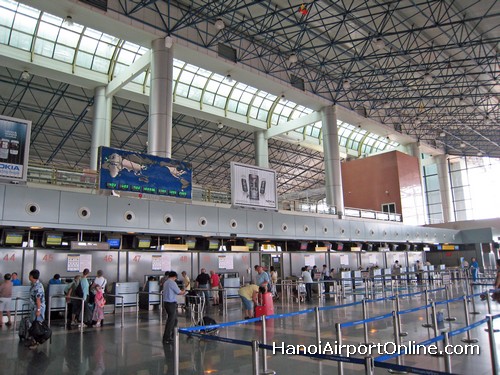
[90,86,111,170]
[149,38,173,158]
[254,131,269,168]
[322,105,344,215]
[409,142,429,224]
[435,154,454,223]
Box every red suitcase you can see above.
[255,292,274,317]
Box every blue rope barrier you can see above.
[319,300,363,311]
[398,304,431,315]
[447,318,489,338]
[374,360,453,375]
[375,335,444,362]
[340,312,394,328]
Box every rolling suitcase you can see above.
[18,317,31,341]
[255,292,274,317]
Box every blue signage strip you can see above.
[98,146,192,199]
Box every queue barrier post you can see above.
[335,322,344,375]
[394,294,407,337]
[422,289,433,328]
[486,315,499,375]
[469,285,480,315]
[174,327,180,375]
[388,310,407,374]
[364,356,374,375]
[461,295,479,344]
[442,331,452,373]
[315,307,321,347]
[444,285,456,321]
[362,299,370,345]
[260,316,276,374]
[252,340,260,375]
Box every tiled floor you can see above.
[0,283,499,375]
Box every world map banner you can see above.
[98,146,192,200]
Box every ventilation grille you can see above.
[79,0,108,11]
[218,43,237,63]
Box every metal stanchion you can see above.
[461,295,479,343]
[173,327,179,375]
[484,294,500,333]
[486,315,499,375]
[394,294,407,337]
[252,340,260,375]
[362,299,371,345]
[315,307,321,347]
[442,331,452,373]
[335,323,344,375]
[261,316,276,375]
[422,290,433,328]
[444,285,456,321]
[364,356,374,375]
[388,311,407,374]
[469,285,480,315]
[429,301,444,357]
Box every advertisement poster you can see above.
[99,146,192,200]
[0,115,31,183]
[230,162,278,210]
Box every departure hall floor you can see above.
[0,284,499,375]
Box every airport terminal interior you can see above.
[0,0,500,374]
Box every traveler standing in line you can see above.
[162,271,185,344]
[27,269,45,349]
[65,275,81,329]
[195,268,211,305]
[0,273,13,326]
[470,258,479,282]
[11,272,21,286]
[209,271,220,306]
[301,266,313,302]
[181,271,191,291]
[416,260,424,285]
[255,266,270,291]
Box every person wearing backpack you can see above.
[65,275,81,329]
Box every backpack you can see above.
[18,316,31,341]
[74,282,84,298]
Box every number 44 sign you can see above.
[3,254,15,261]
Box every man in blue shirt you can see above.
[470,258,479,282]
[255,266,270,291]
[11,272,21,286]
[162,271,185,344]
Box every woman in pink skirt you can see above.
[92,285,106,327]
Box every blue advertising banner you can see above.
[0,115,31,183]
[98,147,192,199]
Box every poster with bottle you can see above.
[230,162,278,210]
[0,115,31,183]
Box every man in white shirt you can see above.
[301,266,313,302]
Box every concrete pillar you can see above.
[148,38,173,158]
[435,154,454,223]
[409,142,429,224]
[90,86,111,170]
[254,131,269,168]
[322,105,344,215]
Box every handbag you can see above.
[29,320,52,344]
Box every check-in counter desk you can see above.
[139,279,161,310]
[47,284,67,312]
[111,282,140,307]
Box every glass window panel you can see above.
[57,29,80,48]
[37,22,60,40]
[1,0,17,11]
[53,44,74,62]
[95,41,115,59]
[230,88,244,100]
[16,3,40,17]
[256,109,268,121]
[116,48,136,66]
[192,75,208,88]
[113,62,127,76]
[175,82,190,98]
[213,95,226,108]
[205,80,220,93]
[202,91,215,106]
[79,36,98,53]
[75,51,93,69]
[240,91,253,104]
[227,100,238,112]
[249,107,259,118]
[236,102,248,115]
[217,83,232,96]
[0,9,15,27]
[179,70,195,85]
[9,30,32,50]
[91,56,110,73]
[34,38,54,56]
[132,71,147,85]
[339,136,348,147]
[188,87,202,101]
[0,26,9,43]
[13,13,37,34]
